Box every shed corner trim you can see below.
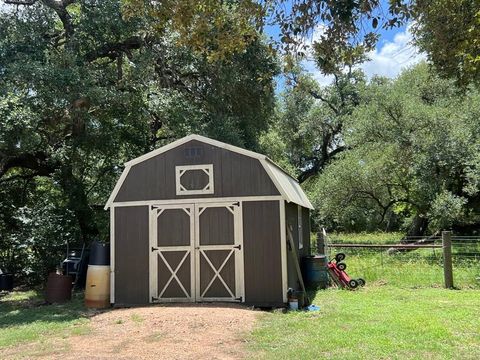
[104,166,131,210]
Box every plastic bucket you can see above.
[302,255,329,290]
[85,265,110,308]
[289,299,299,311]
[0,273,14,291]
[89,241,110,266]
[46,273,73,303]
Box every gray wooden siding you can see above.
[242,201,283,305]
[114,206,150,305]
[114,140,279,202]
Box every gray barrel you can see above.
[302,255,329,290]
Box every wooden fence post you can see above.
[442,231,454,289]
[316,229,327,255]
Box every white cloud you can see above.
[302,23,426,86]
[360,24,426,79]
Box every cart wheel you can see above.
[348,279,359,289]
[335,253,346,262]
[357,278,366,287]
[337,262,347,271]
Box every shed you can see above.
[105,134,313,307]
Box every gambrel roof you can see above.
[104,134,314,210]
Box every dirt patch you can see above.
[5,303,260,360]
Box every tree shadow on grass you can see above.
[0,290,111,328]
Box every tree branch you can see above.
[0,152,55,179]
[85,36,144,62]
[309,90,339,114]
[41,0,75,39]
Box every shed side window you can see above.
[175,164,214,195]
[298,205,303,249]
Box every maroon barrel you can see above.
[46,273,73,303]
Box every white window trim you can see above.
[175,164,214,196]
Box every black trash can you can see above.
[0,273,14,291]
[89,241,110,266]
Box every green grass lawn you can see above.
[1,232,479,359]
[251,286,480,360]
[0,290,90,349]
[252,234,480,359]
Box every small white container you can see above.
[289,299,299,311]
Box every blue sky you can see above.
[265,2,426,89]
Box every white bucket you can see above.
[289,299,299,311]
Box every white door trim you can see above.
[149,203,195,303]
[194,201,245,302]
[110,207,115,304]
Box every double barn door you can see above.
[149,202,244,303]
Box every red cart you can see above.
[328,253,365,289]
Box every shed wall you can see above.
[242,201,283,305]
[114,140,279,202]
[114,206,150,305]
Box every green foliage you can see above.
[122,0,265,62]
[429,191,468,231]
[310,63,480,233]
[260,66,366,186]
[411,0,480,86]
[327,232,404,245]
[0,0,277,282]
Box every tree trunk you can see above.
[59,165,99,244]
[405,214,428,240]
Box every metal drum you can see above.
[46,273,73,303]
[302,255,329,290]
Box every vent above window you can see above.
[184,146,204,160]
[175,164,214,195]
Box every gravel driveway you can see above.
[7,303,260,360]
[75,304,259,360]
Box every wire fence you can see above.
[322,234,480,288]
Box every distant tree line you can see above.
[263,63,480,235]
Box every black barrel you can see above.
[0,273,14,291]
[89,241,110,265]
